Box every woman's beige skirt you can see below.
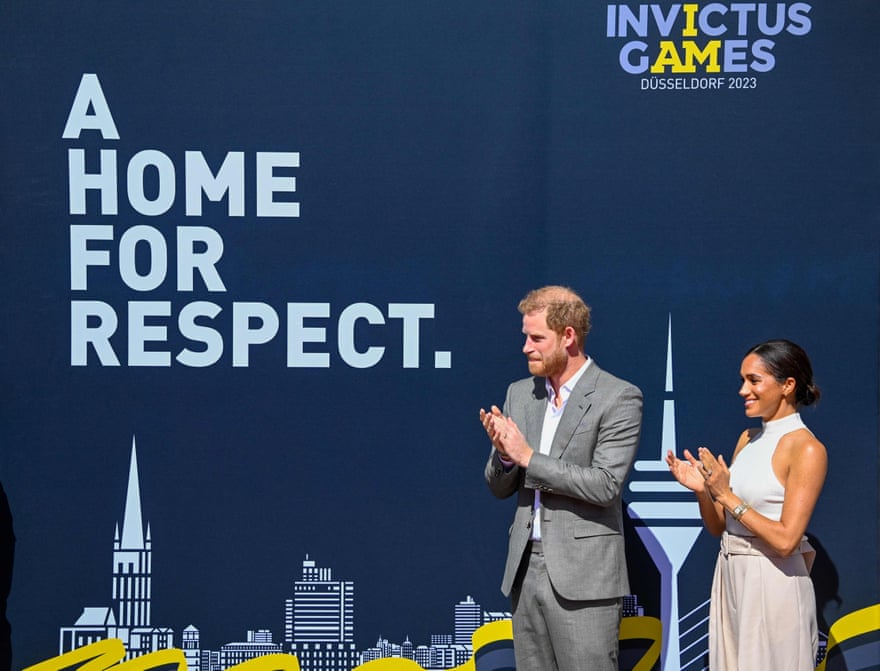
[710,531,818,671]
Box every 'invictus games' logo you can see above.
[606,3,812,91]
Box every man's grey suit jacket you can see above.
[485,361,643,600]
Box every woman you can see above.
[666,339,827,670]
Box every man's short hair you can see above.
[518,285,591,350]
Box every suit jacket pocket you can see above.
[571,518,619,538]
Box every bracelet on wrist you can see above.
[731,502,750,521]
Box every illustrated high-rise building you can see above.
[182,625,201,671]
[454,596,481,647]
[400,636,413,660]
[285,554,357,671]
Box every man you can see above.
[481,286,642,671]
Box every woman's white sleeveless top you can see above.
[726,412,809,534]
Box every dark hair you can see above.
[745,339,821,406]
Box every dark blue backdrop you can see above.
[1,2,877,669]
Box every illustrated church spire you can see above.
[121,436,145,549]
[112,436,152,629]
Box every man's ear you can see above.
[563,325,578,350]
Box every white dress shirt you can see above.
[532,357,591,540]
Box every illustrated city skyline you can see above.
[56,439,516,670]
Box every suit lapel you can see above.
[549,363,599,458]
[524,377,548,446]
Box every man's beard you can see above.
[528,346,566,379]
